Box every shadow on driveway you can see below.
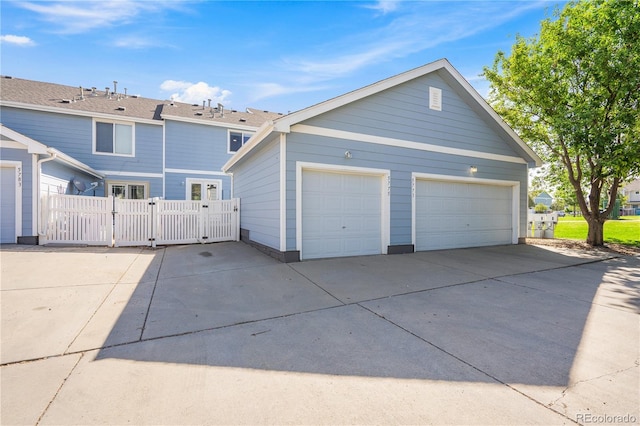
[92,243,639,387]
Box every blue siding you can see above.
[232,137,281,249]
[304,73,520,158]
[41,161,102,196]
[165,121,232,171]
[1,148,34,237]
[285,131,528,250]
[1,107,163,180]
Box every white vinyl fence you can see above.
[42,194,239,247]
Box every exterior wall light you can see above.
[345,150,352,159]
[470,166,478,173]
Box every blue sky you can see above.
[1,0,564,114]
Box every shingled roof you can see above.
[0,75,283,127]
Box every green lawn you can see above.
[554,216,640,246]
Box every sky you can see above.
[0,0,566,114]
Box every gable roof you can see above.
[223,58,542,171]
[0,76,282,128]
[0,124,103,179]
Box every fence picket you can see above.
[42,195,239,247]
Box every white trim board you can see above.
[98,171,163,178]
[292,124,527,165]
[0,160,23,243]
[411,172,520,249]
[296,161,391,260]
[279,134,287,252]
[165,168,227,176]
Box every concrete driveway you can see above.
[1,242,638,425]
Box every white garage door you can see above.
[415,179,513,251]
[1,167,17,244]
[302,170,382,260]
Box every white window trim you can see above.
[411,172,520,249]
[227,129,254,154]
[295,161,391,260]
[185,178,222,201]
[93,118,136,157]
[1,160,23,243]
[106,180,149,199]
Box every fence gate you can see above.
[42,194,239,247]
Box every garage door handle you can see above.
[342,226,346,229]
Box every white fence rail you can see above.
[44,195,112,245]
[42,194,239,247]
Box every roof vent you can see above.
[218,103,224,117]
[61,99,73,103]
[105,87,110,98]
[239,118,246,122]
[117,106,126,111]
[3,75,13,79]
[79,86,85,101]
[195,111,203,116]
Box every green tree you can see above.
[484,0,640,246]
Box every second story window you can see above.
[228,131,253,153]
[95,121,134,156]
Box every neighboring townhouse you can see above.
[0,75,280,243]
[621,178,640,215]
[533,191,553,208]
[223,59,542,261]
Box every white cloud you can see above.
[282,1,547,82]
[249,82,330,103]
[0,34,36,46]
[363,1,401,15]
[18,1,190,34]
[160,80,231,105]
[113,35,172,49]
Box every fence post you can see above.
[108,196,115,247]
[234,198,240,241]
[150,197,158,248]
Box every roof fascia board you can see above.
[0,124,48,154]
[49,148,104,179]
[161,113,260,131]
[0,124,104,178]
[274,59,449,133]
[437,63,543,167]
[222,120,276,172]
[0,101,162,125]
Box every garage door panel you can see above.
[416,180,513,251]
[302,170,383,260]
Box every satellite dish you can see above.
[71,178,86,194]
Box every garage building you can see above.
[223,59,542,262]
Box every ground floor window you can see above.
[107,181,149,199]
[186,178,221,201]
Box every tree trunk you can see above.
[586,217,605,246]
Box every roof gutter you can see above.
[222,120,278,172]
[47,147,104,179]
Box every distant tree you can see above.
[534,203,548,214]
[484,0,640,246]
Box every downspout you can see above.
[36,153,57,240]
